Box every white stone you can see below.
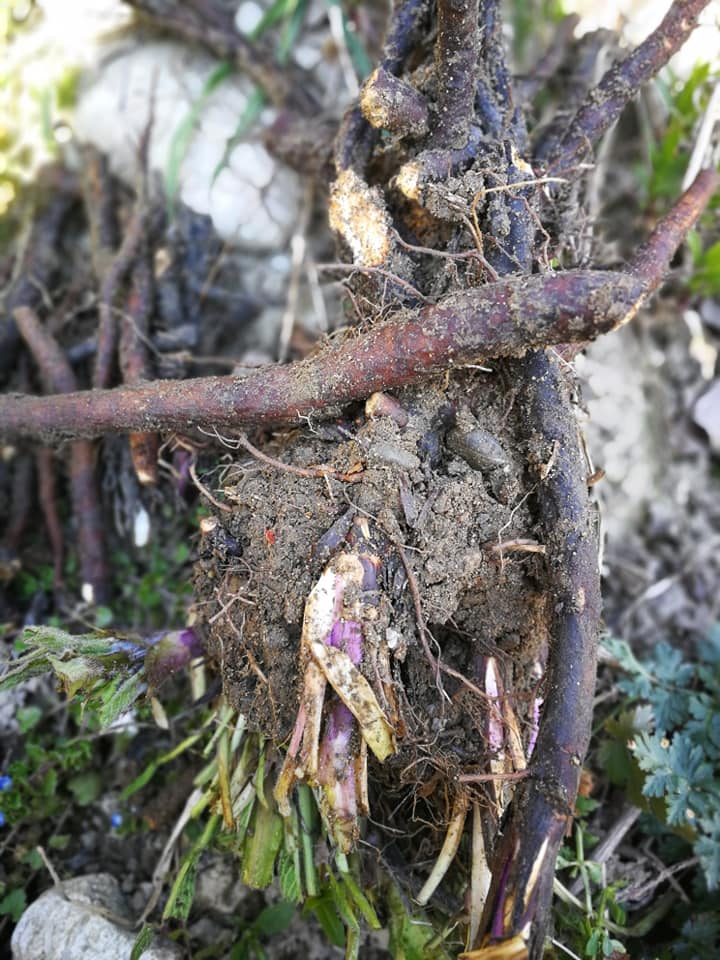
[73,40,302,247]
[234,1,264,37]
[229,142,275,189]
[133,506,150,548]
[11,874,181,960]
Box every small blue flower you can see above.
[110,812,123,829]
[0,775,12,791]
[0,812,6,828]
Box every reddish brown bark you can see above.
[14,306,110,604]
[2,167,716,446]
[0,269,642,443]
[36,447,65,591]
[120,254,160,484]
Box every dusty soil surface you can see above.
[193,368,553,818]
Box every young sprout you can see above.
[275,526,397,851]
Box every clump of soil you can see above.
[193,367,551,786]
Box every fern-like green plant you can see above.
[602,626,720,891]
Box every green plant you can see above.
[643,63,718,205]
[553,799,628,959]
[602,628,720,892]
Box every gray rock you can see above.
[11,873,180,960]
[447,426,509,472]
[194,857,247,915]
[700,297,720,333]
[694,380,720,453]
[367,441,421,471]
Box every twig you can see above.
[235,432,363,484]
[548,0,712,175]
[0,173,78,383]
[36,448,64,591]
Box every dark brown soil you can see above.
[193,366,552,792]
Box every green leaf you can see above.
[0,887,27,922]
[131,923,155,960]
[252,901,295,936]
[22,849,43,870]
[211,88,265,186]
[67,771,102,806]
[242,790,283,890]
[97,671,146,729]
[94,606,114,629]
[121,760,159,801]
[386,883,452,960]
[163,814,220,921]
[16,705,42,733]
[340,871,381,930]
[278,849,301,903]
[304,893,346,948]
[48,654,104,697]
[0,658,53,692]
[48,834,70,850]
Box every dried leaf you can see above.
[310,641,396,761]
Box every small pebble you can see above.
[447,427,509,472]
[365,391,409,427]
[368,441,420,471]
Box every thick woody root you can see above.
[93,192,151,389]
[3,453,33,557]
[0,269,641,441]
[0,168,716,446]
[81,145,119,279]
[432,0,480,148]
[14,306,110,605]
[36,448,64,591]
[465,352,602,959]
